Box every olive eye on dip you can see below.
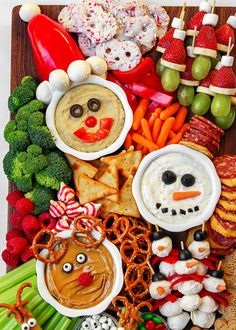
[87,98,100,112]
[76,253,87,264]
[162,170,177,185]
[62,262,73,273]
[181,174,195,187]
[70,104,83,118]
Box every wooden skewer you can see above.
[180,0,187,21]
[147,261,155,275]
[230,43,234,54]
[155,224,159,232]
[180,241,184,250]
[227,37,232,56]
[202,221,205,232]
[217,261,222,271]
[192,26,197,48]
[211,0,216,13]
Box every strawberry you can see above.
[200,70,217,88]
[215,24,235,46]
[157,28,175,50]
[187,11,206,32]
[211,67,236,89]
[162,39,186,65]
[195,26,217,51]
[181,57,195,80]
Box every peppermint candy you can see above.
[54,216,70,233]
[57,182,75,203]
[66,200,83,218]
[49,200,66,218]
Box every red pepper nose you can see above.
[78,272,93,286]
[85,116,97,128]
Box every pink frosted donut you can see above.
[54,216,70,233]
[57,182,75,203]
[147,4,170,39]
[66,200,82,219]
[49,200,66,218]
[78,34,96,57]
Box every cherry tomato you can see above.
[85,116,97,128]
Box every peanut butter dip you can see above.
[45,238,114,309]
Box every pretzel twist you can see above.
[125,264,152,301]
[103,213,130,245]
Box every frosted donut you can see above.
[191,310,216,328]
[58,4,83,33]
[198,296,219,313]
[179,294,202,312]
[159,300,182,317]
[109,0,147,21]
[147,4,170,39]
[177,280,203,295]
[78,34,96,57]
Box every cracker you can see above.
[179,141,213,159]
[221,191,236,201]
[215,207,236,223]
[218,199,236,212]
[210,215,236,238]
[221,178,236,188]
[98,163,119,202]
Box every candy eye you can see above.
[62,262,73,273]
[82,321,90,329]
[70,104,83,118]
[28,318,37,327]
[87,98,101,112]
[181,174,195,187]
[21,324,30,330]
[76,253,87,264]
[162,171,177,185]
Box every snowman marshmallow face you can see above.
[203,276,226,293]
[141,152,212,225]
[149,280,171,300]
[188,240,210,260]
[152,236,173,258]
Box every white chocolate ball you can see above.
[67,60,91,82]
[149,280,171,300]
[19,3,41,22]
[36,81,54,104]
[159,299,182,317]
[175,259,198,275]
[49,69,70,92]
[179,294,202,312]
[196,261,208,276]
[203,276,226,293]
[86,56,107,75]
[167,312,190,330]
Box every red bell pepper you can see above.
[27,14,85,80]
[125,82,173,107]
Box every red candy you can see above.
[78,272,93,286]
[145,320,156,330]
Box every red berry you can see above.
[15,198,34,216]
[6,190,24,207]
[22,215,39,236]
[78,272,93,286]
[21,246,35,263]
[145,320,156,330]
[38,212,57,230]
[6,237,28,255]
[25,232,37,244]
[6,229,23,241]
[10,211,23,230]
[2,249,20,268]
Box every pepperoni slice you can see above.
[211,246,234,256]
[213,155,236,179]
[193,115,225,136]
[189,118,221,143]
[208,223,235,247]
[182,133,218,155]
[222,185,236,192]
[187,127,220,150]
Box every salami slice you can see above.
[193,115,225,137]
[208,221,235,247]
[187,127,220,151]
[182,133,218,156]
[189,118,221,143]
[222,185,236,192]
[213,155,236,179]
[211,246,234,256]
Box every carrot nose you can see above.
[156,286,165,296]
[216,284,226,291]
[157,245,165,252]
[172,191,201,201]
[186,261,198,268]
[198,247,206,253]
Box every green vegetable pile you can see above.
[3,76,72,214]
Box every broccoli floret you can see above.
[4,120,31,151]
[21,76,38,93]
[16,145,48,175]
[27,144,43,156]
[8,153,33,192]
[16,100,46,131]
[28,126,56,150]
[3,150,18,181]
[36,151,72,190]
[8,86,35,113]
[25,184,55,215]
[28,112,45,128]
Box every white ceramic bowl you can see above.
[46,75,133,161]
[132,145,221,232]
[36,230,123,317]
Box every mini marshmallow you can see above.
[179,294,202,312]
[187,46,196,58]
[227,15,236,29]
[167,312,190,330]
[67,60,91,82]
[19,3,41,22]
[175,259,198,275]
[199,1,212,13]
[188,241,210,260]
[49,69,70,92]
[86,56,108,75]
[202,13,219,27]
[221,55,234,67]
[152,236,173,258]
[172,17,185,29]
[173,29,186,41]
[191,310,215,328]
[159,261,175,277]
[36,80,54,105]
[159,299,182,317]
[198,296,219,313]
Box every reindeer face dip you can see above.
[33,216,123,316]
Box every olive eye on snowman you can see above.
[181,174,195,187]
[162,171,177,185]
[87,98,101,112]
[21,324,30,330]
[62,262,73,273]
[70,104,83,118]
[76,253,87,264]
[28,318,37,327]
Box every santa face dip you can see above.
[141,152,212,225]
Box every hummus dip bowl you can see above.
[46,75,133,161]
[36,230,124,317]
[132,145,221,232]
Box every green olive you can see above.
[161,68,180,92]
[191,93,211,115]
[177,84,195,106]
[192,55,212,80]
[215,106,235,129]
[211,94,231,118]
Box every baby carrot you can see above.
[148,112,158,130]
[132,98,150,131]
[124,132,132,150]
[157,117,175,148]
[154,107,163,116]
[172,191,201,201]
[152,118,163,142]
[172,106,188,132]
[131,133,159,151]
[167,132,183,145]
[168,130,176,139]
[142,147,149,156]
[159,103,180,121]
[141,118,153,141]
[179,123,189,135]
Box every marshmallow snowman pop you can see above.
[151,225,173,258]
[188,222,211,260]
[203,261,226,293]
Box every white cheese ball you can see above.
[177,280,203,295]
[198,296,219,313]
[67,60,91,82]
[36,81,54,104]
[149,280,171,300]
[203,276,226,293]
[191,310,216,328]
[175,259,198,275]
[159,299,182,317]
[159,261,175,277]
[196,261,208,276]
[167,312,190,330]
[188,240,210,260]
[152,236,173,258]
[49,69,70,92]
[86,56,107,75]
[179,294,201,312]
[19,3,41,22]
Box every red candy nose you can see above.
[85,116,97,128]
[78,272,93,286]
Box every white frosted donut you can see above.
[159,261,176,277]
[167,312,190,330]
[58,4,83,33]
[179,294,202,312]
[159,299,182,317]
[191,310,216,328]
[109,0,147,21]
[177,280,203,295]
[78,34,96,57]
[147,4,170,39]
[198,296,219,313]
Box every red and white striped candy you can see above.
[66,200,82,218]
[82,202,101,217]
[49,200,66,218]
[54,216,70,233]
[57,182,75,203]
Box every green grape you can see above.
[211,52,221,69]
[161,67,180,92]
[192,55,212,80]
[185,37,193,48]
[177,84,195,106]
[211,94,231,118]
[156,59,165,77]
[191,93,211,115]
[215,106,236,129]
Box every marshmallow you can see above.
[203,13,219,27]
[227,15,236,29]
[221,55,234,67]
[172,17,185,29]
[199,1,212,13]
[173,29,186,41]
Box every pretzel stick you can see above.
[217,261,222,271]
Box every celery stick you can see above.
[44,312,63,330]
[32,301,48,319]
[37,306,56,326]
[1,315,18,330]
[0,259,36,294]
[26,291,43,311]
[67,317,80,330]
[54,317,72,330]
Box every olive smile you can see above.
[155,203,200,215]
